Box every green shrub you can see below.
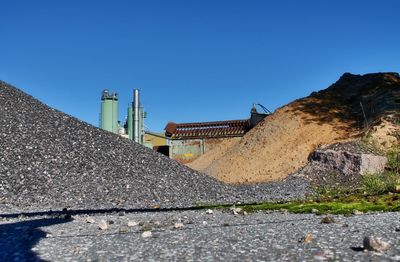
[361,172,400,195]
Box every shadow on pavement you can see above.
[0,205,218,260]
[0,218,68,261]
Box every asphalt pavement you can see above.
[1,209,400,261]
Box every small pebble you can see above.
[299,233,313,243]
[313,250,334,261]
[142,231,152,238]
[230,207,244,215]
[320,216,336,224]
[363,236,390,252]
[118,226,128,234]
[174,222,184,229]
[128,221,139,227]
[98,220,108,230]
[85,217,95,224]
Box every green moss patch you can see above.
[239,194,400,215]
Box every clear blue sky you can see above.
[1,0,399,132]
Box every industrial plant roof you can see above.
[165,120,250,139]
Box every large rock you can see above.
[293,146,388,187]
[309,149,387,176]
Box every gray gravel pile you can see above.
[0,81,311,212]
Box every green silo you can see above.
[100,89,119,134]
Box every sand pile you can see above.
[186,138,241,170]
[189,72,400,183]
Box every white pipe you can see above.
[134,89,139,143]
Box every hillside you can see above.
[189,73,400,183]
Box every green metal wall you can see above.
[169,139,204,164]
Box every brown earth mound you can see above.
[186,137,241,170]
[189,72,400,184]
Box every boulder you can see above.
[360,153,388,175]
[309,150,387,176]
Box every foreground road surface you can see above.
[1,210,400,261]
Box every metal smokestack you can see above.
[133,89,140,143]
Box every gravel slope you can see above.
[0,81,311,212]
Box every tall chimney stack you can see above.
[133,89,140,143]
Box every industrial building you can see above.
[100,89,148,146]
[100,89,269,163]
[164,105,270,163]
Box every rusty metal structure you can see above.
[163,104,271,163]
[165,119,250,140]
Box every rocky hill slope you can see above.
[189,73,400,183]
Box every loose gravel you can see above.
[0,81,311,213]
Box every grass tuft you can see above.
[361,173,391,195]
[387,148,400,173]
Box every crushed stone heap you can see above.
[0,81,311,212]
[189,72,400,183]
